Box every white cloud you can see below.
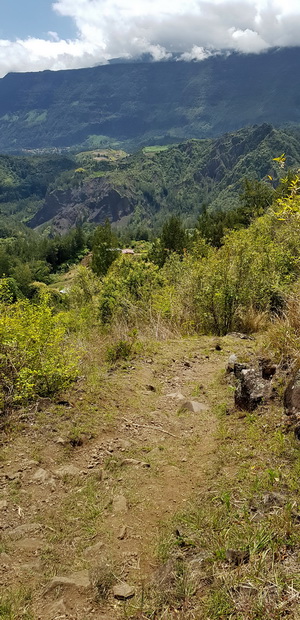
[1,0,300,77]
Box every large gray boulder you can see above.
[235,368,270,411]
[284,370,300,416]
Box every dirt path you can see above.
[0,336,241,619]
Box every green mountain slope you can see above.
[1,48,300,152]
[27,124,300,233]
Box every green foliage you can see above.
[105,339,133,363]
[91,220,119,277]
[0,285,78,410]
[150,215,187,267]
[98,255,163,325]
[2,50,300,152]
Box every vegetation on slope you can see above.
[2,48,300,151]
[14,124,300,234]
[1,150,300,618]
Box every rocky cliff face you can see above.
[29,177,136,233]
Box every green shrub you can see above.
[0,283,78,411]
[105,339,133,363]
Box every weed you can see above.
[89,562,116,600]
[106,339,133,363]
[0,588,33,620]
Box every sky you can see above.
[1,0,300,78]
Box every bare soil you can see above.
[0,335,252,619]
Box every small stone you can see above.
[112,494,128,513]
[167,391,185,400]
[32,468,56,487]
[54,465,81,477]
[18,538,44,552]
[7,523,42,540]
[183,361,191,367]
[0,500,8,510]
[5,472,22,481]
[56,437,66,445]
[227,354,238,372]
[180,400,208,414]
[45,570,90,594]
[0,552,11,565]
[113,582,135,600]
[118,439,131,449]
[83,541,104,558]
[215,343,222,351]
[117,525,127,540]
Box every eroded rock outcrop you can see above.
[29,177,136,233]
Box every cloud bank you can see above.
[1,0,300,77]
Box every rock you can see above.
[235,368,270,411]
[227,332,255,340]
[112,494,128,513]
[167,391,185,400]
[118,439,131,450]
[0,500,8,510]
[225,548,250,566]
[295,425,300,440]
[284,370,300,416]
[113,582,135,600]
[227,354,238,372]
[83,541,104,558]
[32,468,56,488]
[5,471,22,481]
[117,525,127,540]
[0,552,12,565]
[18,538,44,552]
[7,523,42,540]
[215,343,222,351]
[180,400,208,414]
[45,570,90,594]
[233,363,249,379]
[183,361,192,367]
[262,492,286,508]
[259,358,277,380]
[56,437,67,445]
[54,465,81,477]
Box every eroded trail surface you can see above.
[0,336,241,619]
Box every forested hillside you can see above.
[1,48,300,152]
[1,123,299,235]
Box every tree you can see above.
[239,178,274,218]
[150,215,187,267]
[91,220,119,277]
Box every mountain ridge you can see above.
[1,48,300,152]
[27,124,300,233]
